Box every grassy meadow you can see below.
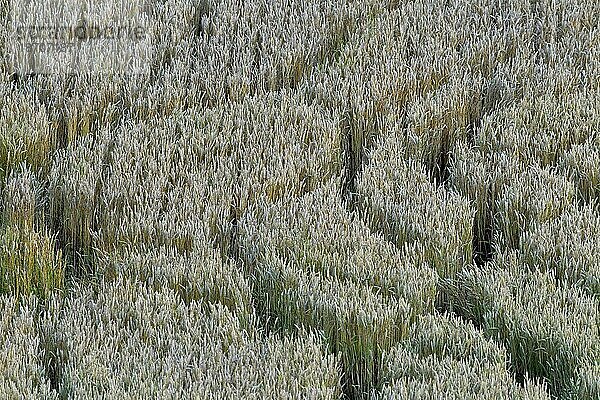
[0,0,599,398]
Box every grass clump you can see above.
[558,139,600,203]
[49,131,111,272]
[239,182,431,397]
[374,312,550,399]
[0,227,64,300]
[239,181,437,315]
[404,73,486,181]
[41,279,342,399]
[356,135,473,281]
[446,251,600,399]
[3,163,43,231]
[1,163,63,299]
[252,253,410,398]
[475,91,600,166]
[50,92,341,263]
[220,91,342,211]
[0,92,53,186]
[153,0,362,108]
[572,362,600,400]
[100,241,253,318]
[449,143,523,263]
[521,204,600,298]
[495,164,575,249]
[0,294,57,399]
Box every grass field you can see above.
[1,0,599,398]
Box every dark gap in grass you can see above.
[35,299,65,398]
[473,220,494,267]
[341,110,357,210]
[321,12,354,67]
[252,32,263,77]
[341,377,362,400]
[53,110,70,151]
[465,111,482,145]
[155,134,180,249]
[227,202,240,264]
[7,72,27,89]
[514,369,526,386]
[43,339,63,397]
[386,0,401,11]
[51,130,116,281]
[431,144,451,186]
[83,131,119,274]
[341,105,385,213]
[149,45,174,83]
[194,1,211,37]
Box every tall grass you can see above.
[239,182,435,397]
[375,313,550,399]
[1,165,63,299]
[0,227,64,299]
[356,134,473,282]
[449,143,522,263]
[521,203,600,298]
[0,294,57,399]
[559,139,600,203]
[446,251,600,398]
[495,164,575,249]
[99,242,253,318]
[475,91,600,166]
[1,0,600,396]
[0,90,53,186]
[239,181,437,314]
[40,279,342,399]
[251,253,409,398]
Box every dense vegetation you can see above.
[1,0,599,398]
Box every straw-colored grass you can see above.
[356,135,473,281]
[2,0,600,396]
[521,203,600,298]
[0,227,64,299]
[239,182,434,397]
[495,164,575,249]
